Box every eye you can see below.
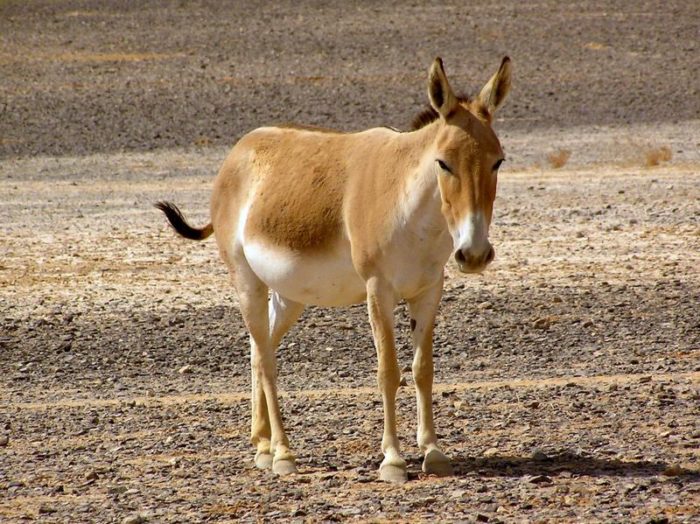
[436,159,453,174]
[493,159,505,171]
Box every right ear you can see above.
[428,57,458,118]
[478,56,511,116]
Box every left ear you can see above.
[478,56,511,116]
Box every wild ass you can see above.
[157,57,511,483]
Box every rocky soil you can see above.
[1,1,699,523]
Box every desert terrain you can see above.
[1,1,699,523]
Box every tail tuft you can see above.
[155,201,213,240]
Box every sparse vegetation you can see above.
[644,145,673,167]
[546,149,571,168]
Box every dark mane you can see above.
[410,94,472,130]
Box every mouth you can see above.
[456,261,489,274]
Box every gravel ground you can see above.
[2,143,699,522]
[1,0,699,157]
[1,1,700,523]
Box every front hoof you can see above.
[379,464,408,484]
[272,458,298,476]
[255,451,273,470]
[422,448,453,477]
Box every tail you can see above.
[155,201,214,241]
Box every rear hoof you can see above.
[255,452,273,470]
[379,464,408,484]
[422,448,453,477]
[272,458,298,476]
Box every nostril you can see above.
[455,249,466,264]
[485,246,495,264]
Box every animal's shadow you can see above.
[440,451,699,480]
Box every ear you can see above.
[428,57,458,118]
[478,56,511,116]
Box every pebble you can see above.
[85,470,99,481]
[531,449,549,461]
[662,464,688,477]
[0,435,8,447]
[527,474,552,484]
[483,447,500,458]
[532,317,550,329]
[178,365,193,374]
[38,504,57,514]
[122,515,144,524]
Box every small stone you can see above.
[122,515,144,524]
[532,317,550,330]
[483,447,499,458]
[475,513,490,522]
[531,449,548,461]
[0,435,8,447]
[528,474,552,484]
[178,365,192,374]
[39,504,57,514]
[450,489,467,499]
[399,376,408,387]
[638,376,653,384]
[662,464,688,476]
[85,470,99,481]
[526,400,540,409]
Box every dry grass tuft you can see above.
[644,146,672,167]
[546,149,572,169]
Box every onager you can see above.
[157,57,511,483]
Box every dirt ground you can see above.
[1,1,700,523]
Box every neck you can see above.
[393,122,452,260]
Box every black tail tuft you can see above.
[155,201,213,241]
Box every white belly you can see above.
[243,239,366,307]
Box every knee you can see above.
[412,360,434,389]
[377,366,401,391]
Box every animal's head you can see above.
[426,57,511,273]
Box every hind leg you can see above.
[252,292,304,471]
[230,251,301,477]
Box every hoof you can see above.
[379,464,408,484]
[272,458,298,476]
[255,452,273,470]
[422,448,453,477]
